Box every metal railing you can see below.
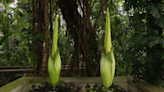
[0,65,86,87]
[0,66,34,87]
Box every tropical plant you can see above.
[124,0,164,87]
[0,32,14,45]
[48,17,61,88]
[0,32,14,58]
[0,0,32,66]
[100,8,115,89]
[0,0,131,78]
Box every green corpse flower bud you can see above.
[48,16,61,88]
[100,8,115,89]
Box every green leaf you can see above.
[155,16,164,28]
[149,37,160,48]
[17,8,28,16]
[146,3,163,18]
[65,44,74,53]
[0,32,14,45]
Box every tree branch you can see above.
[94,0,108,28]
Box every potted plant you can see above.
[100,8,115,92]
[28,8,127,92]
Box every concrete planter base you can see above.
[0,76,163,92]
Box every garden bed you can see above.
[0,76,164,92]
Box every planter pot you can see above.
[0,76,164,92]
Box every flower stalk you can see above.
[100,8,115,89]
[48,17,61,88]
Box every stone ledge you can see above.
[0,77,32,92]
[0,76,163,92]
[127,78,164,92]
[0,77,128,92]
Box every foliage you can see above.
[92,0,130,76]
[0,0,32,66]
[0,0,131,77]
[124,0,164,87]
[48,17,61,88]
[0,32,14,45]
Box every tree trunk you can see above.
[32,0,48,76]
[57,0,100,76]
[44,0,49,77]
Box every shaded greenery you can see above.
[0,0,32,66]
[1,0,164,88]
[0,32,14,45]
[0,0,130,76]
[124,0,164,87]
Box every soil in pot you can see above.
[85,83,126,92]
[29,80,126,92]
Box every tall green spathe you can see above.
[100,8,115,88]
[48,17,61,88]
